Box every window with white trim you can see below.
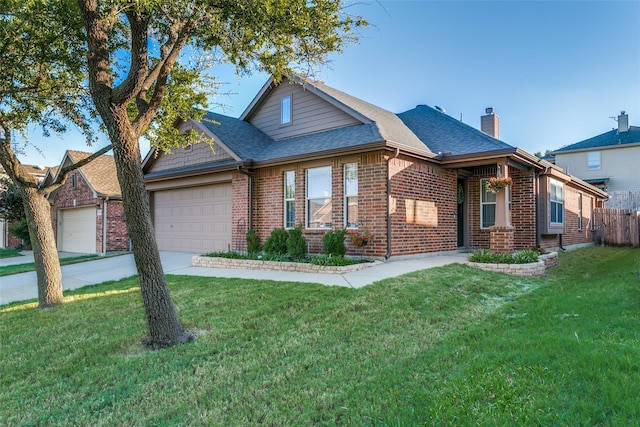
[550,178,564,225]
[281,95,291,125]
[306,166,332,229]
[587,151,600,170]
[577,192,583,230]
[284,171,295,229]
[344,163,358,228]
[480,178,496,228]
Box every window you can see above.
[587,151,600,170]
[550,178,564,225]
[281,95,291,125]
[480,178,496,228]
[577,193,583,230]
[344,163,358,228]
[71,174,76,189]
[306,166,332,229]
[284,171,295,229]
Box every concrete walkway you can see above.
[0,251,469,306]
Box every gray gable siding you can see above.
[147,121,233,173]
[248,80,361,140]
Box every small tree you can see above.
[322,229,347,256]
[287,226,307,260]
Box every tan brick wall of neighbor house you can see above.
[388,155,457,256]
[97,199,129,252]
[51,172,129,253]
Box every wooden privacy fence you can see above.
[594,208,640,248]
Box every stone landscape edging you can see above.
[467,252,558,277]
[192,256,381,274]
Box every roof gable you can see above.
[59,150,121,197]
[554,126,640,153]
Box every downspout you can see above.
[534,172,540,248]
[236,163,254,230]
[102,197,109,255]
[385,148,400,259]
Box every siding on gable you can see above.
[147,122,233,173]
[249,80,361,140]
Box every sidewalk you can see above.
[0,251,469,306]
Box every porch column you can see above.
[490,161,514,254]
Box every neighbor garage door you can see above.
[58,206,97,253]
[153,183,232,253]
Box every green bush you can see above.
[9,219,31,248]
[263,228,289,255]
[286,226,307,260]
[513,249,539,264]
[468,248,539,264]
[246,229,261,255]
[310,254,357,266]
[322,229,347,256]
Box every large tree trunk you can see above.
[21,187,64,308]
[106,107,194,348]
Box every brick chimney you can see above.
[481,107,499,139]
[618,111,629,133]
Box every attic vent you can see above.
[435,106,446,113]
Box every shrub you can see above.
[322,229,347,256]
[468,249,539,264]
[246,229,261,255]
[263,228,289,255]
[286,226,307,260]
[310,254,357,266]
[513,249,539,264]
[9,219,31,248]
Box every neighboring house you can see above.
[1,164,51,248]
[553,111,640,210]
[142,76,608,258]
[46,150,129,254]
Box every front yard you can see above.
[1,247,638,425]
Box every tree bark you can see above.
[105,106,194,348]
[21,187,64,308]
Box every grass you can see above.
[0,248,23,259]
[0,254,100,276]
[0,247,638,425]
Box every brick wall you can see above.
[388,155,458,256]
[246,152,388,257]
[51,172,129,253]
[468,167,537,251]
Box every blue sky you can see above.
[19,0,640,166]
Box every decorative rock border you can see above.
[467,252,558,277]
[192,256,381,274]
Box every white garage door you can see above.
[58,206,97,254]
[153,183,232,253]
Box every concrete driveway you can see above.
[0,251,468,306]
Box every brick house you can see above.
[142,76,608,257]
[46,150,129,254]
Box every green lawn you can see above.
[0,248,22,258]
[0,254,100,276]
[1,247,638,425]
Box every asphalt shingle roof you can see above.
[200,111,271,159]
[553,126,640,153]
[397,105,515,156]
[66,150,121,197]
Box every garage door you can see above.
[58,206,97,254]
[153,183,232,253]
